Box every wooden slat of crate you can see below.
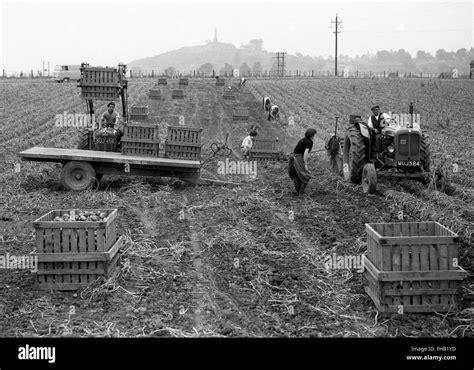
[223,93,235,100]
[167,126,202,144]
[165,144,201,160]
[149,89,162,100]
[233,107,249,121]
[121,123,159,157]
[363,256,466,313]
[172,89,185,99]
[35,236,123,291]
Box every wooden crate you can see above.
[165,126,202,160]
[157,77,168,85]
[250,138,281,161]
[79,66,122,100]
[364,256,467,313]
[129,105,148,120]
[148,88,162,100]
[366,222,460,272]
[232,107,249,121]
[178,77,189,86]
[364,221,467,313]
[121,123,159,157]
[223,91,235,100]
[216,78,225,86]
[33,209,122,291]
[172,89,185,99]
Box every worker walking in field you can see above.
[241,130,258,160]
[288,128,317,196]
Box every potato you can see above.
[90,215,99,221]
[80,216,87,221]
[99,213,106,218]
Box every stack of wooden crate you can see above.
[121,122,160,157]
[232,106,249,121]
[165,126,202,160]
[250,138,281,161]
[79,66,123,100]
[178,77,189,86]
[129,105,148,121]
[33,209,123,291]
[171,89,185,99]
[157,77,167,85]
[216,78,225,86]
[364,221,467,313]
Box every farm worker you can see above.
[268,105,280,121]
[263,97,271,112]
[367,105,390,152]
[100,102,123,141]
[288,128,317,196]
[241,130,258,160]
[101,102,120,128]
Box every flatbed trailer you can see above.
[19,147,235,190]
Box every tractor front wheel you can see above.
[362,163,377,194]
[61,161,96,191]
[343,126,366,183]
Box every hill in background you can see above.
[128,38,474,75]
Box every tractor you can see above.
[342,105,432,193]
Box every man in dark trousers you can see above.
[288,128,317,196]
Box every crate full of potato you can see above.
[32,209,123,291]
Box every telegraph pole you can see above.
[331,14,342,76]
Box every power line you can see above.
[330,14,342,76]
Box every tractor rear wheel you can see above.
[61,161,96,191]
[362,163,377,194]
[343,126,366,183]
[77,129,93,150]
[420,133,431,172]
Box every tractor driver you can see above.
[100,102,123,143]
[367,105,387,152]
[101,102,120,128]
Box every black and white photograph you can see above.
[0,0,472,367]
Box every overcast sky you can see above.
[1,0,472,72]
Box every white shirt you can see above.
[241,135,253,149]
[368,113,391,129]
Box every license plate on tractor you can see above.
[397,160,420,166]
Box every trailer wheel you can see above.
[362,163,377,194]
[61,161,96,191]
